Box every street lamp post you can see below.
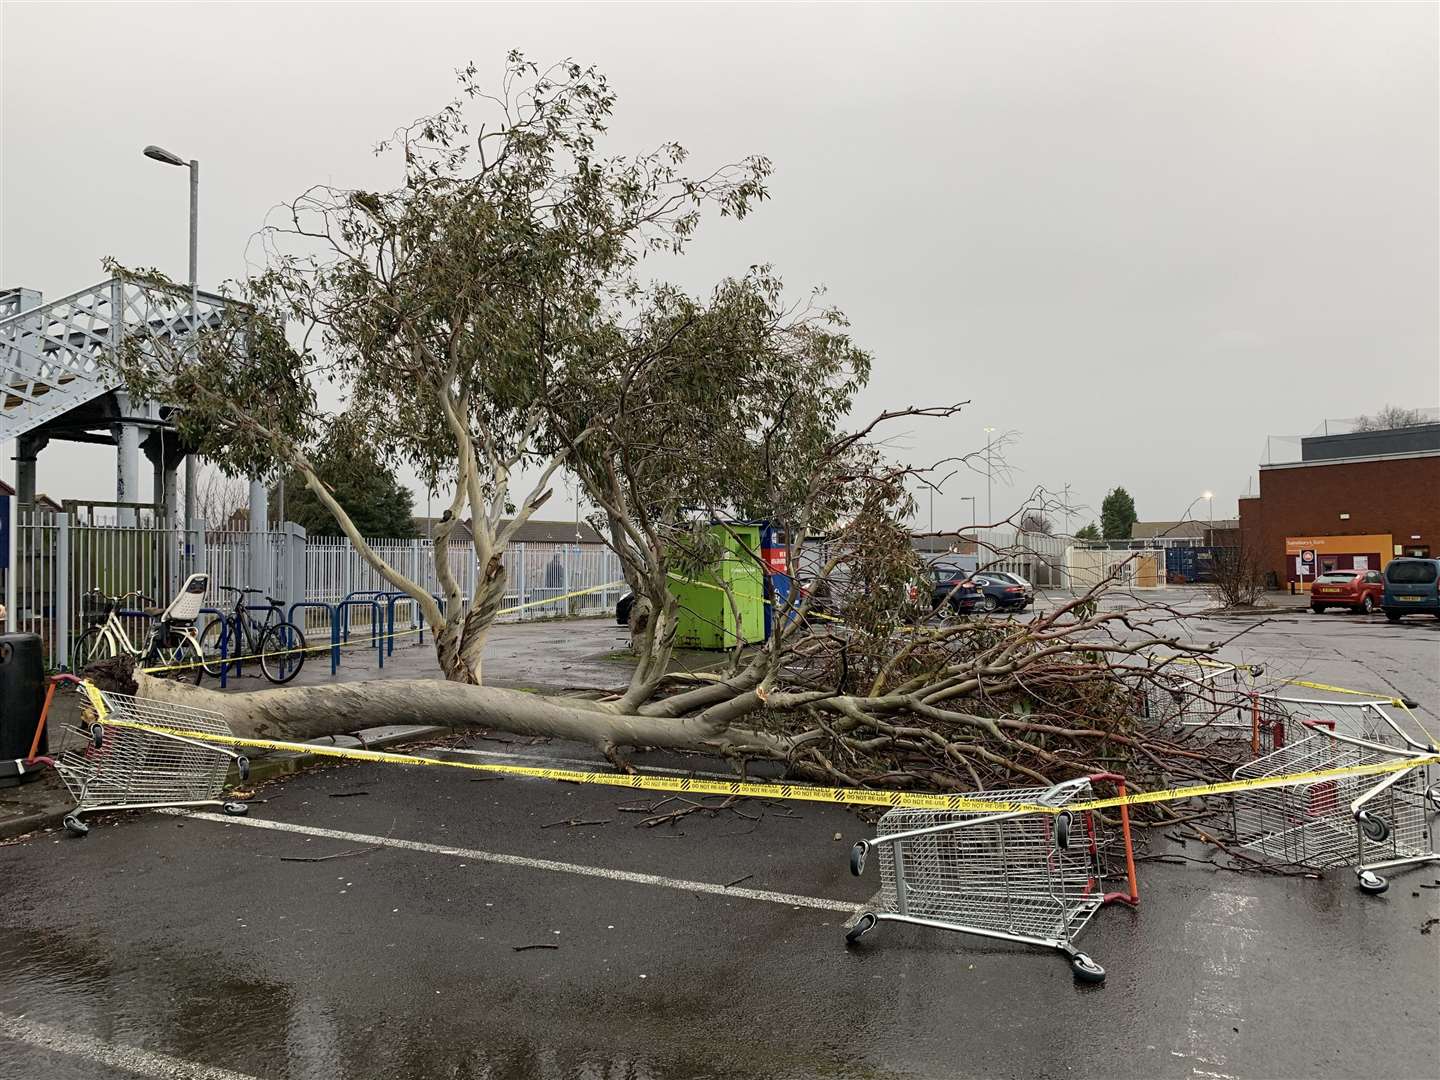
[1203,490,1215,542]
[143,145,198,317]
[959,495,976,529]
[144,144,201,557]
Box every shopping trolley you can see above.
[1230,711,1440,894]
[1136,661,1257,745]
[33,678,250,837]
[844,773,1139,983]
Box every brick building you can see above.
[1239,424,1440,586]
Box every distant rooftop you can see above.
[1131,519,1239,540]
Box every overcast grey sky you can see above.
[3,1,1436,531]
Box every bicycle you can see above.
[69,574,210,684]
[198,586,307,685]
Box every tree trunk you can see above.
[433,608,492,684]
[127,671,789,758]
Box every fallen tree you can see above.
[90,561,1250,803]
[93,55,1259,805]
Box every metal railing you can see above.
[0,500,625,670]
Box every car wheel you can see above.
[981,596,999,613]
[1361,596,1375,615]
[1311,604,1325,614]
[1384,610,1401,623]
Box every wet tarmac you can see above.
[1,601,1437,1079]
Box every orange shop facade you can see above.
[1283,534,1391,586]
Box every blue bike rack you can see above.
[381,592,434,657]
[289,601,340,675]
[339,591,389,641]
[336,596,385,669]
[196,605,232,688]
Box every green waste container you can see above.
[670,524,766,650]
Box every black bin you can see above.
[0,633,46,788]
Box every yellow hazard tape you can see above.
[77,683,1440,816]
[1161,655,1421,714]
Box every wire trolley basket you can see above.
[1230,707,1440,894]
[45,683,251,838]
[1135,660,1260,747]
[844,773,1140,983]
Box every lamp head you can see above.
[143,144,186,167]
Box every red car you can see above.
[1310,569,1384,614]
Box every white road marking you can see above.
[0,1011,261,1080]
[171,811,859,913]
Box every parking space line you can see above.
[0,1011,262,1080]
[170,811,859,913]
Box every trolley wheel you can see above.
[89,723,104,750]
[1357,870,1389,895]
[1054,811,1073,850]
[1070,953,1106,983]
[845,912,877,945]
[236,756,250,782]
[1425,784,1440,812]
[1357,811,1390,843]
[62,815,89,838]
[222,801,249,817]
[850,840,869,877]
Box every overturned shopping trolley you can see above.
[1230,710,1440,894]
[42,680,250,837]
[845,773,1139,983]
[1136,660,1257,746]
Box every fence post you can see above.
[4,496,15,634]
[192,517,208,589]
[515,542,527,622]
[55,515,70,670]
[284,522,307,612]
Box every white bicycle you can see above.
[70,573,210,684]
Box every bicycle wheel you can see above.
[146,634,205,685]
[69,626,113,672]
[197,616,239,678]
[259,622,306,685]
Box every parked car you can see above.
[979,570,1034,605]
[926,565,981,615]
[1309,569,1384,614]
[970,572,1033,613]
[1382,557,1440,622]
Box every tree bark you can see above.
[129,671,789,758]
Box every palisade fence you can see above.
[1,501,625,670]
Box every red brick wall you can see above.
[1241,456,1440,583]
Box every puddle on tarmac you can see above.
[0,927,896,1080]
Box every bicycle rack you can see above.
[337,596,385,670]
[289,601,340,675]
[381,592,432,657]
[197,605,232,688]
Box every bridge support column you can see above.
[14,433,47,506]
[113,410,141,527]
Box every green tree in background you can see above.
[1074,522,1101,541]
[1100,488,1137,540]
[276,443,416,539]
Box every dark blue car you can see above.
[1383,558,1440,621]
